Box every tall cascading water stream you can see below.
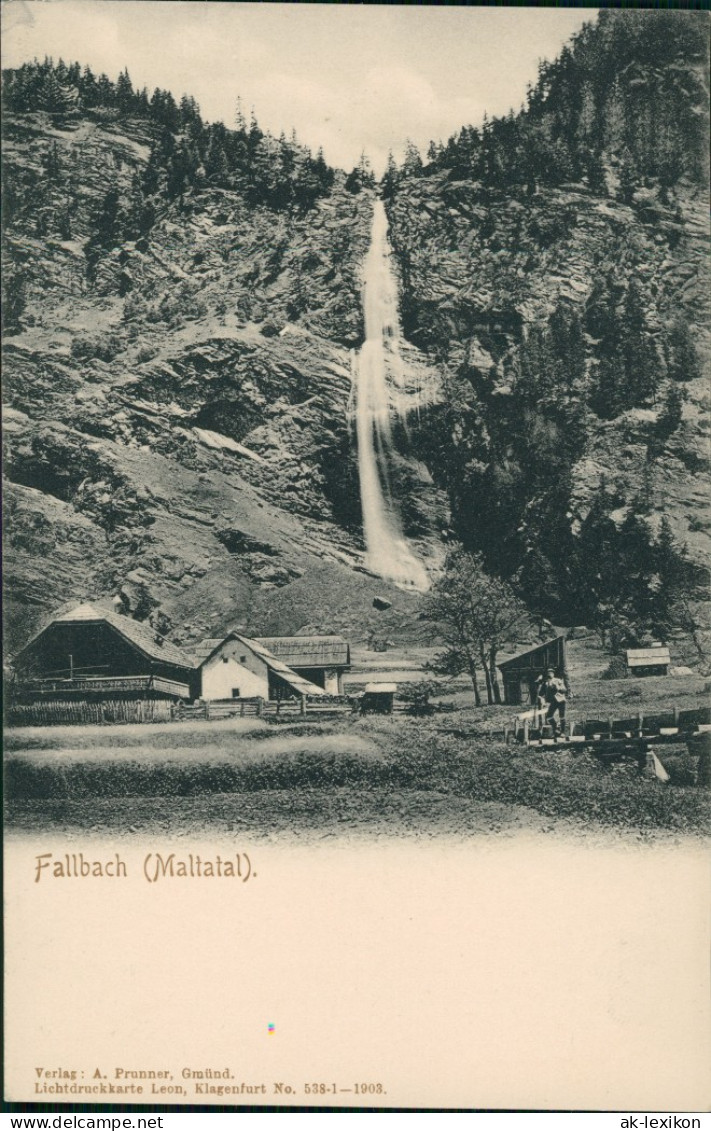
[351,199,430,591]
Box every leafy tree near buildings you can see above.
[426,547,529,706]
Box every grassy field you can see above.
[5,635,710,841]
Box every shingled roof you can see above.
[17,603,195,671]
[194,633,327,698]
[255,636,350,668]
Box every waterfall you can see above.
[352,199,430,592]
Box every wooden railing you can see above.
[511,705,711,746]
[17,675,190,698]
[171,695,359,722]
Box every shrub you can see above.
[601,655,629,680]
[70,332,123,362]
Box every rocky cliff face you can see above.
[2,109,446,652]
[384,10,710,651]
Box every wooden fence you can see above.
[510,705,711,746]
[171,696,359,722]
[6,693,408,729]
[6,698,174,727]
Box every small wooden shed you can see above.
[625,646,670,677]
[361,682,396,715]
[498,635,569,706]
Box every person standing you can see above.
[537,667,568,736]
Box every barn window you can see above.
[231,688,240,699]
[222,656,229,663]
[240,655,247,663]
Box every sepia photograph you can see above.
[2,1,710,1112]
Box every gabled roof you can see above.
[17,603,195,671]
[195,633,327,697]
[255,636,350,668]
[191,638,225,663]
[626,647,671,667]
[498,635,566,672]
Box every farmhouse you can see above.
[498,635,569,706]
[12,602,194,701]
[255,636,350,695]
[625,645,670,677]
[192,633,328,702]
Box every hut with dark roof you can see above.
[497,635,569,706]
[12,602,194,702]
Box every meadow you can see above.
[5,634,710,842]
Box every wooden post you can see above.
[300,695,306,717]
[607,716,613,738]
[698,748,711,788]
[276,697,281,716]
[256,697,262,718]
[636,711,643,738]
[523,719,529,746]
[673,706,678,728]
[240,701,245,718]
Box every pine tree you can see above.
[43,141,63,181]
[618,147,639,204]
[665,315,701,383]
[402,139,423,177]
[656,381,686,440]
[116,68,134,113]
[381,151,399,198]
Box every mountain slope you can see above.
[384,9,710,654]
[2,96,445,653]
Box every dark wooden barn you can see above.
[498,635,569,706]
[12,602,195,702]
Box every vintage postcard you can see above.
[3,2,710,1111]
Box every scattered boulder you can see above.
[373,595,392,611]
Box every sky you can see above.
[2,2,595,173]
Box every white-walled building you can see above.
[192,633,328,702]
